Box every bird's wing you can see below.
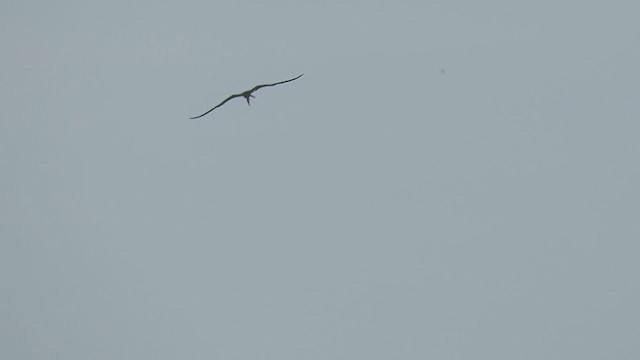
[250,74,304,92]
[189,93,242,119]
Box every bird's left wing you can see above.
[189,93,241,119]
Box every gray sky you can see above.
[2,0,639,359]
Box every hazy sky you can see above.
[2,0,639,359]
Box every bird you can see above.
[189,74,304,119]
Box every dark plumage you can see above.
[190,74,304,119]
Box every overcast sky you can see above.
[2,0,639,359]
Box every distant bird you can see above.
[189,74,304,119]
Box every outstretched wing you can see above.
[189,93,242,119]
[250,74,304,92]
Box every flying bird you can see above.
[189,74,304,119]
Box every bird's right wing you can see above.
[251,74,304,92]
[189,94,241,119]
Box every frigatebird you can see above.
[189,74,304,119]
